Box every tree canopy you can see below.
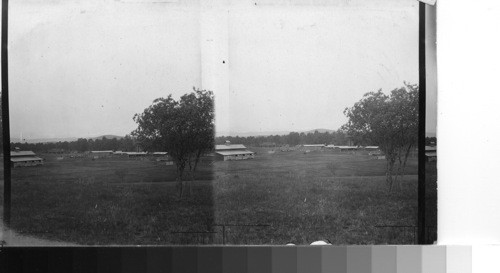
[132,88,214,196]
[342,83,419,191]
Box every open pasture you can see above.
[212,147,418,244]
[1,149,421,245]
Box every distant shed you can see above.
[337,146,358,151]
[425,146,437,162]
[302,144,325,151]
[303,144,325,148]
[11,151,43,167]
[91,150,114,154]
[12,151,36,157]
[125,152,148,157]
[215,143,254,161]
[425,146,437,151]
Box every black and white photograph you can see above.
[1,0,437,246]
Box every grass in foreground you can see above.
[0,150,424,245]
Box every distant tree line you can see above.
[11,129,361,153]
[215,130,353,147]
[10,135,139,153]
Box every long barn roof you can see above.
[11,156,43,162]
[215,144,247,150]
[216,150,254,156]
[365,146,379,149]
[11,151,36,157]
[303,144,325,147]
[338,146,357,148]
[425,146,437,151]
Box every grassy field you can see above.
[425,158,438,243]
[212,148,418,245]
[0,148,430,245]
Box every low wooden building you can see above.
[125,152,148,157]
[215,142,255,161]
[11,151,44,167]
[425,146,437,162]
[302,144,325,152]
[337,146,358,152]
[91,150,114,155]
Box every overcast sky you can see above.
[3,0,435,139]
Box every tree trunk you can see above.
[188,150,203,197]
[386,155,397,193]
[177,161,186,198]
[386,158,394,192]
[399,144,413,181]
[393,149,404,191]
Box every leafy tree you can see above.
[132,88,214,197]
[287,132,301,146]
[342,83,418,192]
[75,138,89,152]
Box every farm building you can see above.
[91,150,114,155]
[11,151,44,167]
[337,146,358,152]
[364,146,379,151]
[215,142,255,161]
[125,152,148,157]
[302,144,325,151]
[325,145,345,151]
[425,146,437,162]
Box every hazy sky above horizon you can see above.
[3,0,436,139]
